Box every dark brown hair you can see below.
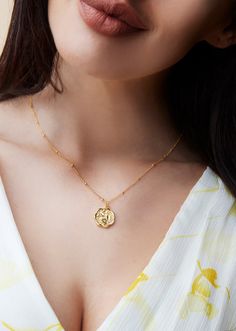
[0,0,60,98]
[1,1,236,198]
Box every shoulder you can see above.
[201,167,236,234]
[0,95,43,159]
[0,96,29,144]
[0,96,41,177]
[197,168,236,326]
[197,167,236,273]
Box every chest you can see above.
[0,146,205,330]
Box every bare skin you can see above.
[0,0,236,330]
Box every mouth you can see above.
[79,0,149,36]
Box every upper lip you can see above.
[81,0,149,30]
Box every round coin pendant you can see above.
[94,202,115,228]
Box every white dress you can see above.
[0,166,236,331]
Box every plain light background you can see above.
[0,1,13,53]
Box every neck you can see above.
[32,59,196,166]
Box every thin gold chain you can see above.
[28,95,183,206]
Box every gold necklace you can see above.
[29,95,183,229]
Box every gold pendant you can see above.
[94,201,115,228]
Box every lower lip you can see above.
[78,0,144,37]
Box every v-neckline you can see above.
[0,165,211,330]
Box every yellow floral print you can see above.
[226,287,231,302]
[202,230,236,263]
[229,201,236,216]
[194,185,219,193]
[124,272,149,296]
[0,321,63,331]
[0,259,33,291]
[179,260,220,320]
[44,323,64,331]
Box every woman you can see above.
[0,0,236,330]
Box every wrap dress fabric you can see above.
[0,166,236,331]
